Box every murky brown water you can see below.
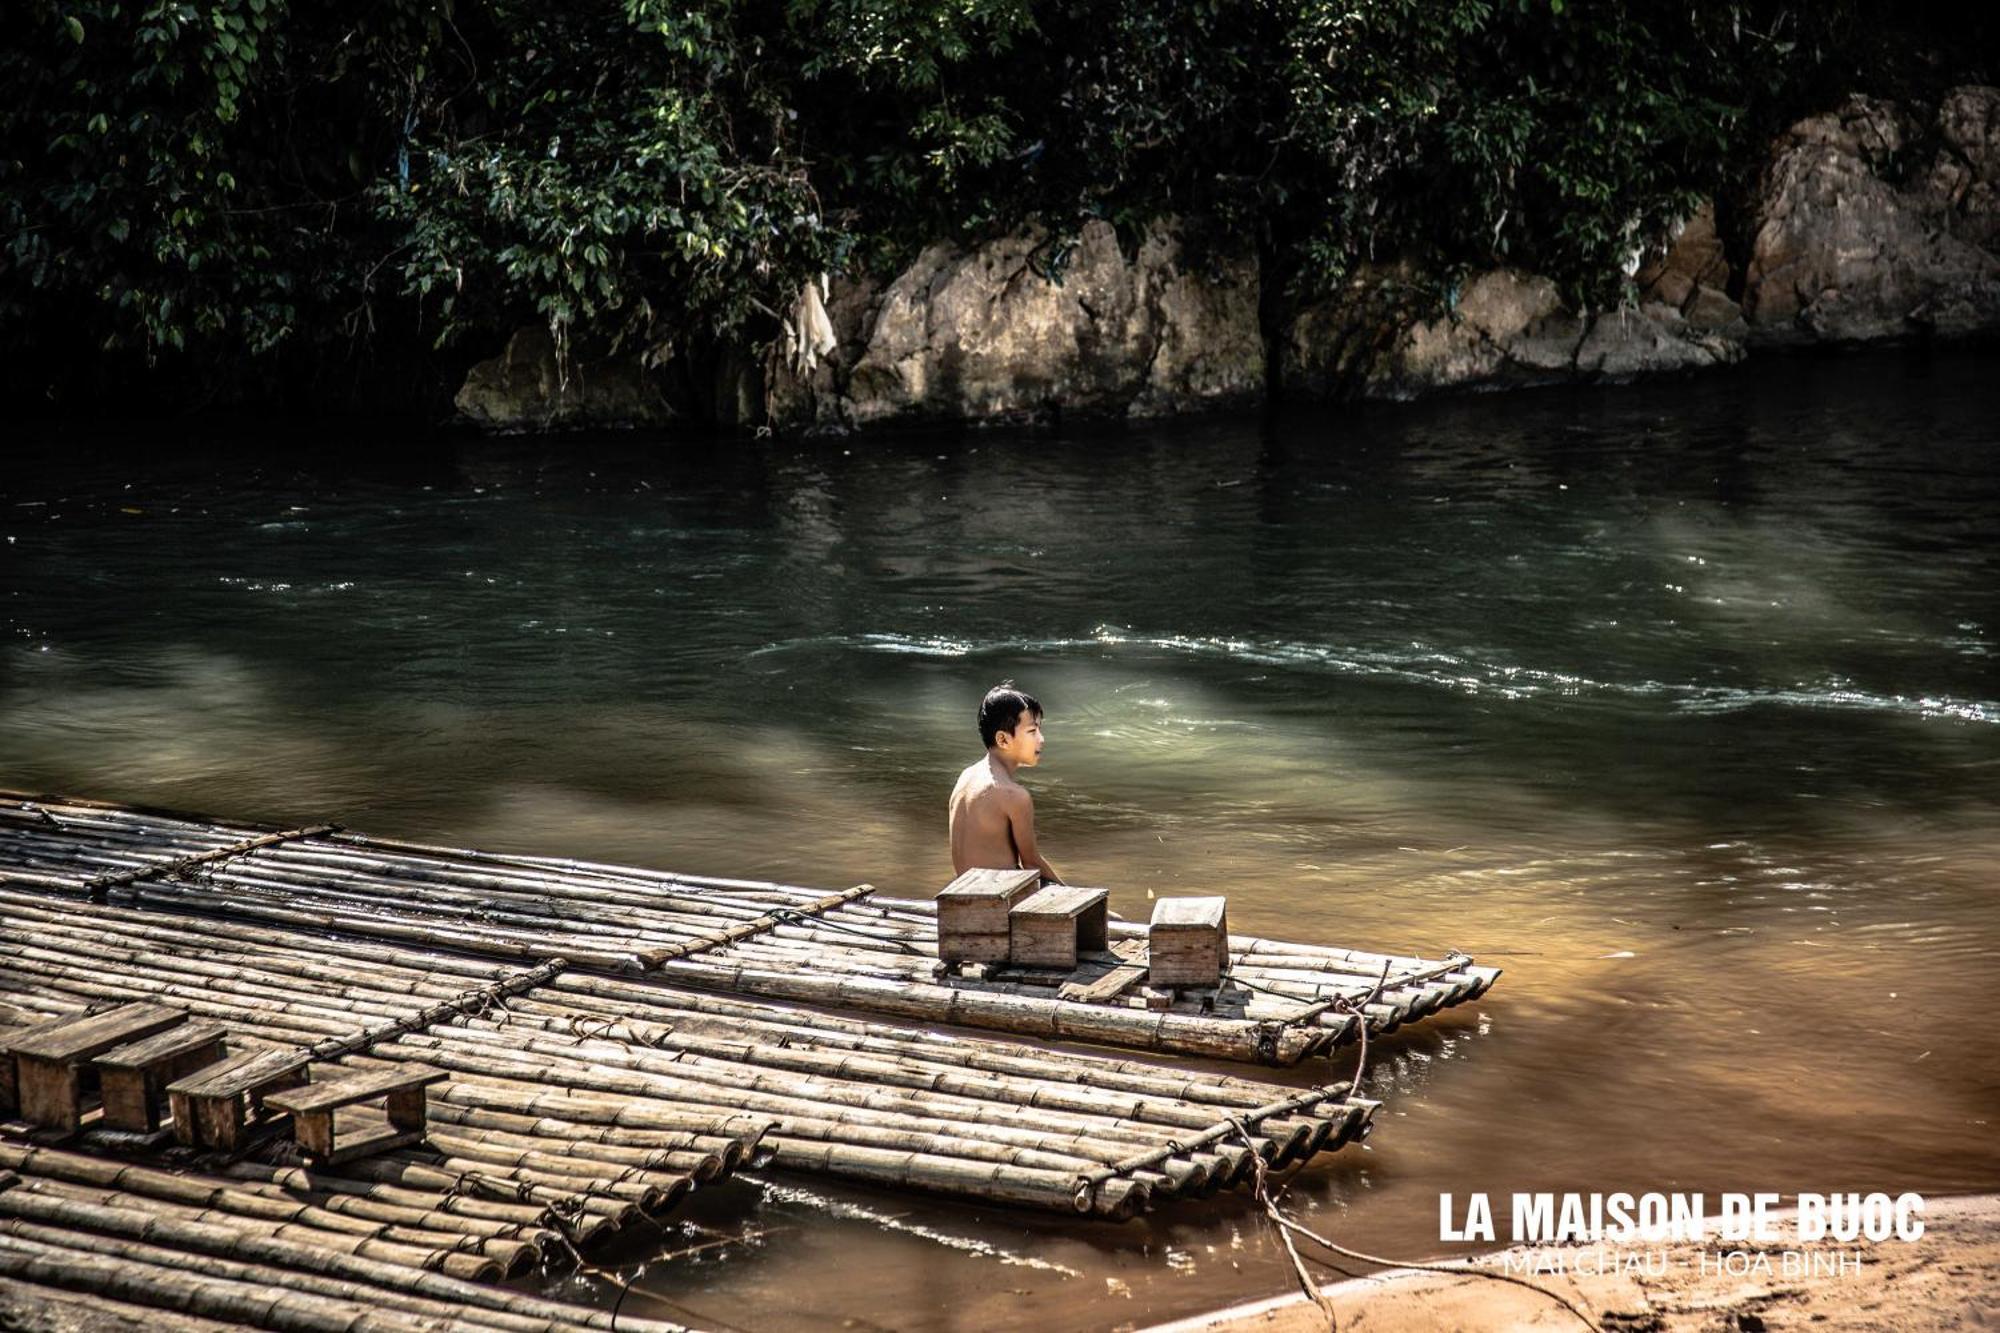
[5,351,1998,1330]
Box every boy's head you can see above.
[978,683,1044,765]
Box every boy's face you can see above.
[997,713,1045,767]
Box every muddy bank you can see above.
[1145,1194,2000,1332]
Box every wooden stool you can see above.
[166,1048,307,1151]
[1010,885,1109,969]
[264,1066,447,1164]
[4,1003,188,1132]
[936,867,1041,963]
[94,1023,227,1133]
[1149,896,1229,987]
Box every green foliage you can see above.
[1277,0,1756,306]
[0,0,1988,404]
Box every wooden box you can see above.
[1148,896,1229,987]
[936,867,1042,963]
[1010,886,1109,969]
[167,1047,308,1151]
[95,1022,228,1133]
[265,1065,447,1165]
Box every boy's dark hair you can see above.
[978,683,1041,749]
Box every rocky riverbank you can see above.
[456,86,2000,433]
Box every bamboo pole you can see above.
[393,1025,1283,1166]
[0,1267,245,1333]
[0,1216,685,1332]
[211,1160,560,1233]
[0,1233,488,1333]
[540,974,1340,1113]
[368,1038,1163,1216]
[22,1175,503,1282]
[0,1148,534,1278]
[0,1223,574,1332]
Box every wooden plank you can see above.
[938,929,1012,964]
[937,868,1041,902]
[293,1108,336,1157]
[94,1023,228,1071]
[166,1047,306,1100]
[0,1012,84,1117]
[177,1087,243,1150]
[15,1057,82,1132]
[1014,885,1105,918]
[1060,962,1148,1004]
[384,1085,429,1131]
[1151,896,1226,928]
[6,1003,186,1064]
[321,1106,423,1165]
[166,1045,308,1149]
[264,1065,445,1117]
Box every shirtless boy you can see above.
[948,684,1064,884]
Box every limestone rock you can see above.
[1284,263,1744,401]
[769,220,1263,430]
[454,326,675,431]
[1633,199,1744,339]
[1744,87,2000,344]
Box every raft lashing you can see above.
[0,795,1496,1329]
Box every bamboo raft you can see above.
[0,791,1491,1328]
[0,795,1497,1066]
[0,883,1369,1219]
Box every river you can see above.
[5,349,1997,1330]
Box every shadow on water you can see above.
[5,349,1999,1329]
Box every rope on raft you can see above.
[85,823,343,902]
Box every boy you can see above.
[948,683,1064,884]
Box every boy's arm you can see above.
[1007,789,1064,885]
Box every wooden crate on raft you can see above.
[1149,896,1229,987]
[1009,885,1109,968]
[95,1021,228,1133]
[265,1065,447,1165]
[935,867,1041,963]
[166,1047,307,1151]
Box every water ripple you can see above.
[749,628,1996,724]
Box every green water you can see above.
[5,350,1997,1330]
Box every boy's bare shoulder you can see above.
[951,761,1027,806]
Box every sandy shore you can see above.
[1143,1194,1999,1332]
